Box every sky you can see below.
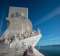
[0,0,60,46]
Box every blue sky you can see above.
[0,0,60,46]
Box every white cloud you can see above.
[34,7,60,27]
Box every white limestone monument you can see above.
[1,6,44,56]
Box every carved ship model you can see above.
[0,7,42,56]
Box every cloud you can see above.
[42,36,60,41]
[34,7,60,27]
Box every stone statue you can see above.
[38,28,40,34]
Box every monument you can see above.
[0,6,44,56]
